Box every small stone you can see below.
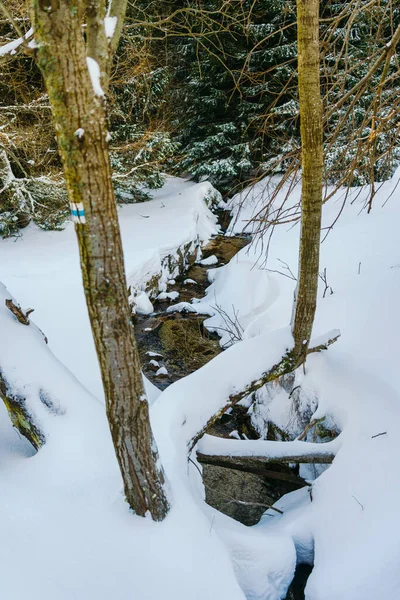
[148,359,160,371]
[198,255,218,266]
[155,366,168,377]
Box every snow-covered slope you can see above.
[0,281,244,600]
[0,178,219,399]
[180,170,400,599]
[0,179,244,600]
[1,170,400,600]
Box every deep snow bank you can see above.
[160,169,400,599]
[0,285,245,600]
[0,177,250,600]
[188,170,400,599]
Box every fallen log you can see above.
[197,437,336,490]
[189,329,340,451]
[0,286,63,449]
[197,434,337,472]
[197,454,309,488]
[197,449,335,469]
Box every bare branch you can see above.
[297,417,325,441]
[307,330,341,354]
[5,299,33,325]
[0,0,25,38]
[0,26,34,65]
[326,22,400,120]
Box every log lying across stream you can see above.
[196,434,338,524]
[197,434,337,487]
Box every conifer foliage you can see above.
[167,0,298,193]
[321,0,400,187]
[0,0,399,234]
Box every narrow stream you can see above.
[134,233,312,599]
[134,235,249,390]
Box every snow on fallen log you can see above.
[0,282,108,453]
[197,433,339,466]
[189,328,340,451]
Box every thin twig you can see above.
[352,495,364,511]
[371,431,387,439]
[297,417,325,441]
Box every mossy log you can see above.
[0,371,45,450]
[0,296,52,449]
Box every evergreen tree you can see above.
[109,30,178,201]
[166,0,298,194]
[162,0,399,193]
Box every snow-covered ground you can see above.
[171,170,400,599]
[1,170,400,599]
[0,177,219,399]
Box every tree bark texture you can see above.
[292,0,323,365]
[31,0,169,521]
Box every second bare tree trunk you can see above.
[292,0,323,366]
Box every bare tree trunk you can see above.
[31,0,169,521]
[291,0,323,366]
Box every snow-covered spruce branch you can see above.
[188,329,340,452]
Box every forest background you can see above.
[0,0,399,236]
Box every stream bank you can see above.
[134,234,249,389]
[133,229,313,599]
